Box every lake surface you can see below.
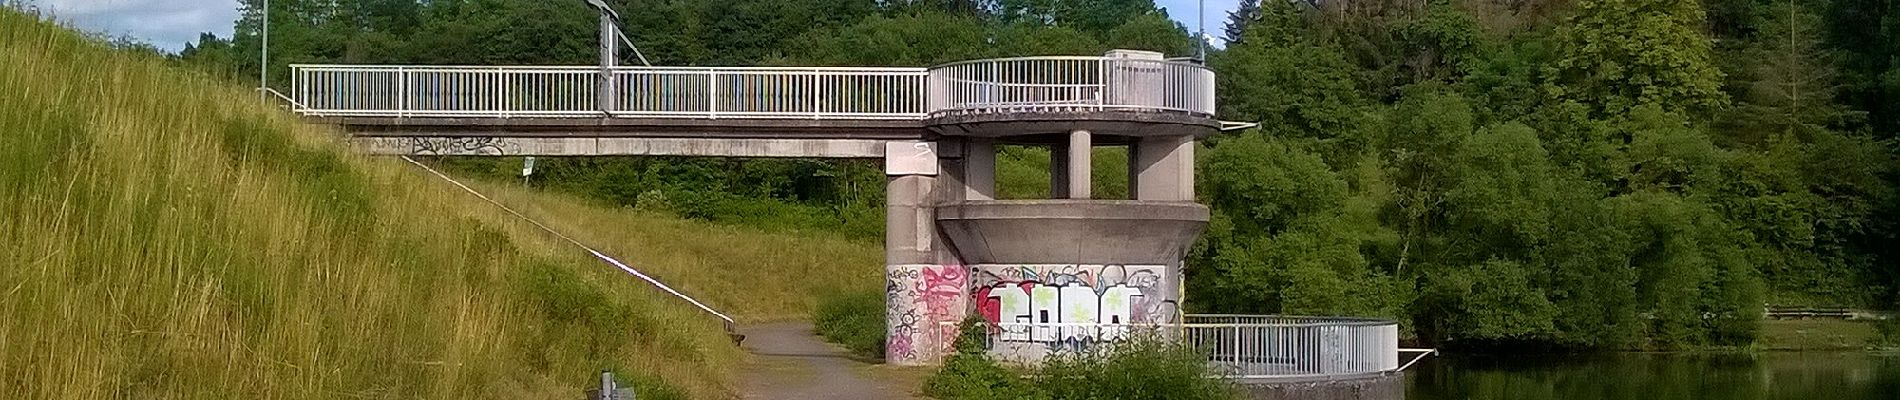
[1405,352,1900,400]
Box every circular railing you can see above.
[1182,315,1400,380]
[925,55,1216,118]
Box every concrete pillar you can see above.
[882,141,966,366]
[1130,135,1195,201]
[1050,142,1070,198]
[1067,129,1092,199]
[963,138,996,201]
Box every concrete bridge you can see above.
[286,49,1408,387]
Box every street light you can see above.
[258,0,269,98]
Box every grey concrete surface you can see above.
[737,323,919,400]
[923,110,1219,140]
[935,200,1209,265]
[1067,129,1093,199]
[324,116,928,140]
[350,137,890,157]
[1131,135,1195,201]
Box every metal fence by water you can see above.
[934,315,1400,380]
[1182,315,1400,380]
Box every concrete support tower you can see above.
[884,50,1216,365]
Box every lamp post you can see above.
[585,0,618,113]
[259,0,269,93]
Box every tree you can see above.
[1224,0,1262,44]
[1552,0,1728,117]
[1725,0,1859,144]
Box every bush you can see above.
[923,319,1044,400]
[812,288,887,359]
[924,319,1242,400]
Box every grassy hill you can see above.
[0,9,878,399]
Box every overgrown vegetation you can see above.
[812,288,888,359]
[923,319,1242,400]
[0,7,882,398]
[143,0,1900,350]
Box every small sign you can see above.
[522,157,537,177]
[884,141,938,176]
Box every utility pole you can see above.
[1197,0,1206,63]
[588,0,619,114]
[260,0,269,93]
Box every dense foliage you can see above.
[163,0,1900,349]
[812,288,888,359]
[923,319,1241,400]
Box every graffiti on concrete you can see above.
[405,137,518,155]
[971,264,1175,349]
[356,137,521,156]
[885,264,967,364]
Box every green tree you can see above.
[1552,0,1729,117]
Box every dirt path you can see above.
[737,323,928,400]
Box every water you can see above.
[1406,352,1900,400]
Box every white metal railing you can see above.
[926,56,1216,117]
[1181,315,1400,380]
[290,65,929,119]
[287,55,1215,120]
[936,315,1401,380]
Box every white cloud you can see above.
[35,0,240,52]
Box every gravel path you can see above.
[737,323,923,400]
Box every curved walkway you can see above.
[737,323,926,400]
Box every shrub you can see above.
[812,288,887,359]
[923,319,1242,400]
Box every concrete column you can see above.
[885,174,936,265]
[964,138,996,201]
[1131,135,1195,201]
[1050,142,1070,198]
[882,141,965,366]
[1067,129,1092,199]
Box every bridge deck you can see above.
[291,53,1216,157]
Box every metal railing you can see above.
[927,56,1216,117]
[287,55,1215,120]
[935,315,1402,380]
[1182,315,1399,380]
[291,65,929,119]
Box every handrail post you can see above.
[708,68,719,119]
[398,66,409,118]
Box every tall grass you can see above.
[464,182,885,321]
[0,9,875,399]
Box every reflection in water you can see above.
[1406,352,1900,400]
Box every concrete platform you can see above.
[924,110,1220,143]
[934,200,1208,265]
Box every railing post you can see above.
[498,67,509,118]
[398,66,409,118]
[708,69,718,119]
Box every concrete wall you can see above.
[353,136,889,158]
[969,264,1177,363]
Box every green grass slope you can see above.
[0,9,877,399]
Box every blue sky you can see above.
[32,0,1237,53]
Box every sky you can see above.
[31,0,1238,53]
